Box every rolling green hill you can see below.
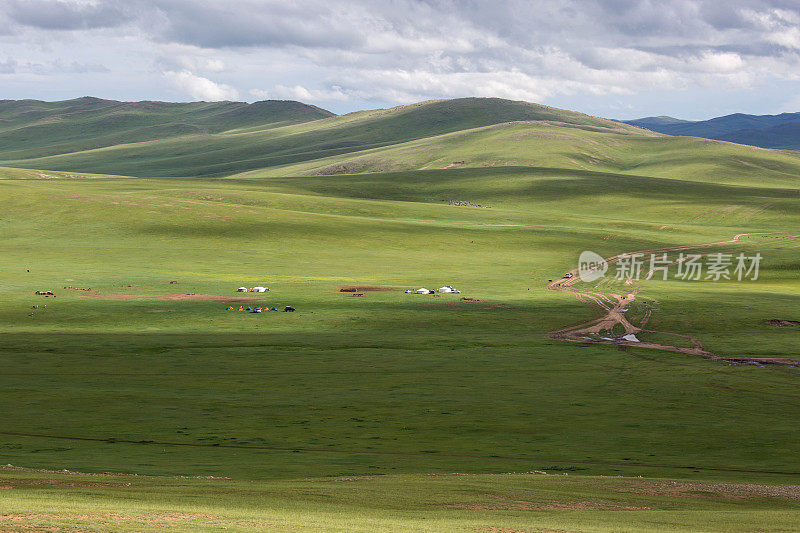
[0,96,332,160]
[236,121,800,188]
[4,97,800,189]
[1,97,644,176]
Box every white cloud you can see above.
[685,52,744,72]
[3,0,800,116]
[250,85,349,102]
[164,69,238,101]
[767,27,800,49]
[6,0,134,30]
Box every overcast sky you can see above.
[2,0,800,119]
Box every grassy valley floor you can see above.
[1,102,799,530]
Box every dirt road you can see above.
[548,232,800,366]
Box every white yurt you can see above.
[415,288,431,294]
[236,287,248,292]
[437,286,454,293]
[251,286,268,292]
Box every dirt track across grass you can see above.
[549,233,800,366]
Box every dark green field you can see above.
[1,98,799,531]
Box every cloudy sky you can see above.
[2,0,800,119]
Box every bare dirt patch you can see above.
[0,511,214,527]
[338,285,395,292]
[721,357,800,368]
[617,479,800,500]
[765,319,800,327]
[0,512,276,531]
[476,528,530,533]
[0,478,130,488]
[80,292,261,302]
[537,500,650,510]
[477,529,569,533]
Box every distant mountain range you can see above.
[621,112,800,150]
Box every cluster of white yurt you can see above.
[436,285,461,294]
[405,285,461,295]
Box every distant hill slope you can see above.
[3,96,800,186]
[0,97,333,159]
[622,112,800,149]
[233,120,800,188]
[0,97,648,177]
[625,116,692,127]
[717,121,800,149]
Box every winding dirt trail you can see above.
[548,232,800,366]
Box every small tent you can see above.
[251,286,268,292]
[236,287,248,292]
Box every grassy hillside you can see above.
[4,97,800,188]
[1,97,644,177]
[237,122,800,187]
[0,96,332,160]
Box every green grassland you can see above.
[2,468,800,532]
[1,97,799,531]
